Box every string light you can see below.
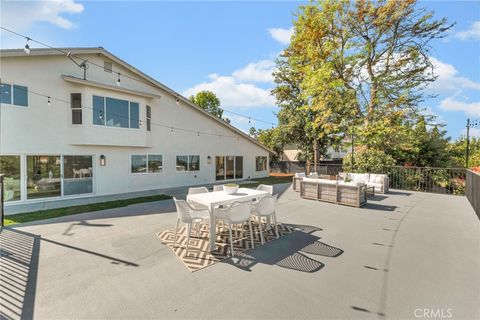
[47,96,51,106]
[197,131,200,137]
[248,117,251,124]
[170,127,174,133]
[176,95,180,105]
[24,37,30,54]
[0,27,278,129]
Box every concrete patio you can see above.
[1,184,479,320]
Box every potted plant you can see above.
[223,183,239,195]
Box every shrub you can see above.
[343,146,396,173]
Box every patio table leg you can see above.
[209,203,216,252]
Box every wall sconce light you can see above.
[207,156,212,164]
[100,155,106,166]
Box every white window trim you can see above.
[175,155,200,172]
[130,153,164,174]
[93,95,141,129]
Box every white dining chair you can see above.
[188,186,209,195]
[172,197,210,253]
[251,194,279,245]
[256,184,273,195]
[216,201,254,257]
[213,185,224,192]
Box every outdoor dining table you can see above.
[186,187,270,252]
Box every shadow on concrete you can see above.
[40,238,139,267]
[363,203,397,212]
[224,225,343,273]
[62,220,113,236]
[0,228,40,320]
[350,306,385,317]
[387,190,412,196]
[367,194,389,202]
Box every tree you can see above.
[257,127,286,161]
[249,127,258,139]
[273,0,452,165]
[343,146,396,173]
[448,137,480,168]
[189,90,227,121]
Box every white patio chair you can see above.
[251,194,279,245]
[213,185,224,192]
[172,197,210,253]
[188,186,209,195]
[216,201,254,257]
[187,186,209,209]
[256,184,273,195]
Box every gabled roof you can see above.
[1,47,274,154]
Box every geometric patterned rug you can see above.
[157,219,295,272]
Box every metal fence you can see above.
[466,170,480,219]
[272,162,467,196]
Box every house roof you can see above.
[1,47,274,154]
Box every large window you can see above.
[0,155,21,202]
[131,154,162,173]
[71,93,82,124]
[92,95,140,129]
[63,155,93,195]
[256,156,268,171]
[176,155,200,171]
[216,156,243,180]
[27,155,61,199]
[0,82,28,107]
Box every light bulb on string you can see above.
[170,127,174,133]
[116,73,121,86]
[47,96,51,106]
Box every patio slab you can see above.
[1,184,479,320]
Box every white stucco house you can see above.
[0,47,271,212]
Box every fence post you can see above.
[0,174,4,228]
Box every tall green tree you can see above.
[189,90,229,122]
[273,0,453,164]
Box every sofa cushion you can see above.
[369,174,386,184]
[295,172,306,178]
[351,173,370,184]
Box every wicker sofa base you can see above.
[300,181,367,207]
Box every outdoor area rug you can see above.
[157,219,295,272]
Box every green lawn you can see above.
[241,175,293,188]
[3,194,172,226]
[3,176,293,226]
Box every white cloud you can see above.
[454,21,480,40]
[232,60,275,83]
[461,127,480,138]
[1,0,84,31]
[268,27,293,45]
[428,57,480,92]
[439,96,480,117]
[183,73,276,108]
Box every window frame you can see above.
[0,82,29,107]
[130,154,163,174]
[70,93,82,125]
[92,95,141,129]
[255,156,268,172]
[176,155,200,172]
[146,105,151,131]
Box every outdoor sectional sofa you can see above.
[339,172,389,194]
[299,177,367,207]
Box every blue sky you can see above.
[1,0,479,139]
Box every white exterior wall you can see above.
[0,51,270,206]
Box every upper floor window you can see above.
[71,93,82,124]
[93,95,140,129]
[0,83,28,107]
[176,155,200,171]
[255,156,268,171]
[146,105,151,131]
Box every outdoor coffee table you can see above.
[187,188,270,251]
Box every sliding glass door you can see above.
[25,155,93,200]
[215,156,243,181]
[63,155,93,195]
[27,155,61,199]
